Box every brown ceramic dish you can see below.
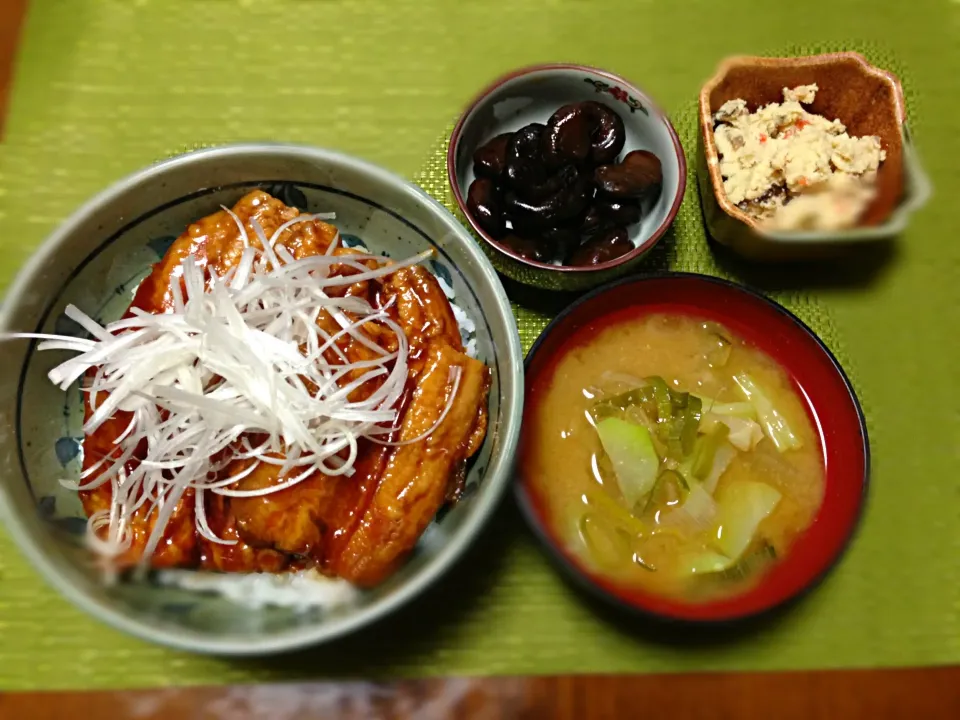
[698,52,930,260]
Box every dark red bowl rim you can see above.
[447,63,688,273]
[515,272,870,624]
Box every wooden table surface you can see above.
[0,669,957,719]
[1,2,958,717]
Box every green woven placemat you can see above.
[0,0,957,691]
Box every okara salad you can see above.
[712,84,886,231]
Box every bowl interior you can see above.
[701,54,904,229]
[451,66,684,267]
[517,274,867,622]
[0,146,522,653]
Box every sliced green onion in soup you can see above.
[643,377,702,460]
[646,376,675,425]
[641,469,688,522]
[586,489,647,537]
[593,378,702,460]
[688,423,730,481]
[590,385,658,421]
[633,553,657,572]
[578,513,633,569]
[678,395,703,457]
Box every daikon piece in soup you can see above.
[525,313,825,602]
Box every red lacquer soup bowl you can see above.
[516,273,869,623]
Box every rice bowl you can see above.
[0,144,523,654]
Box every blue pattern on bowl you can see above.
[339,233,366,248]
[146,235,178,258]
[54,437,81,467]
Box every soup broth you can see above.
[526,313,825,602]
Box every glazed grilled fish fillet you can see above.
[333,341,490,586]
[79,191,490,583]
[224,257,490,582]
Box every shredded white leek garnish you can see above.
[8,212,463,565]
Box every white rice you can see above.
[157,567,359,611]
[436,275,478,358]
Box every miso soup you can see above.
[525,313,825,602]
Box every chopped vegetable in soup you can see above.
[526,313,825,602]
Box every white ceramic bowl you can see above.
[448,64,686,291]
